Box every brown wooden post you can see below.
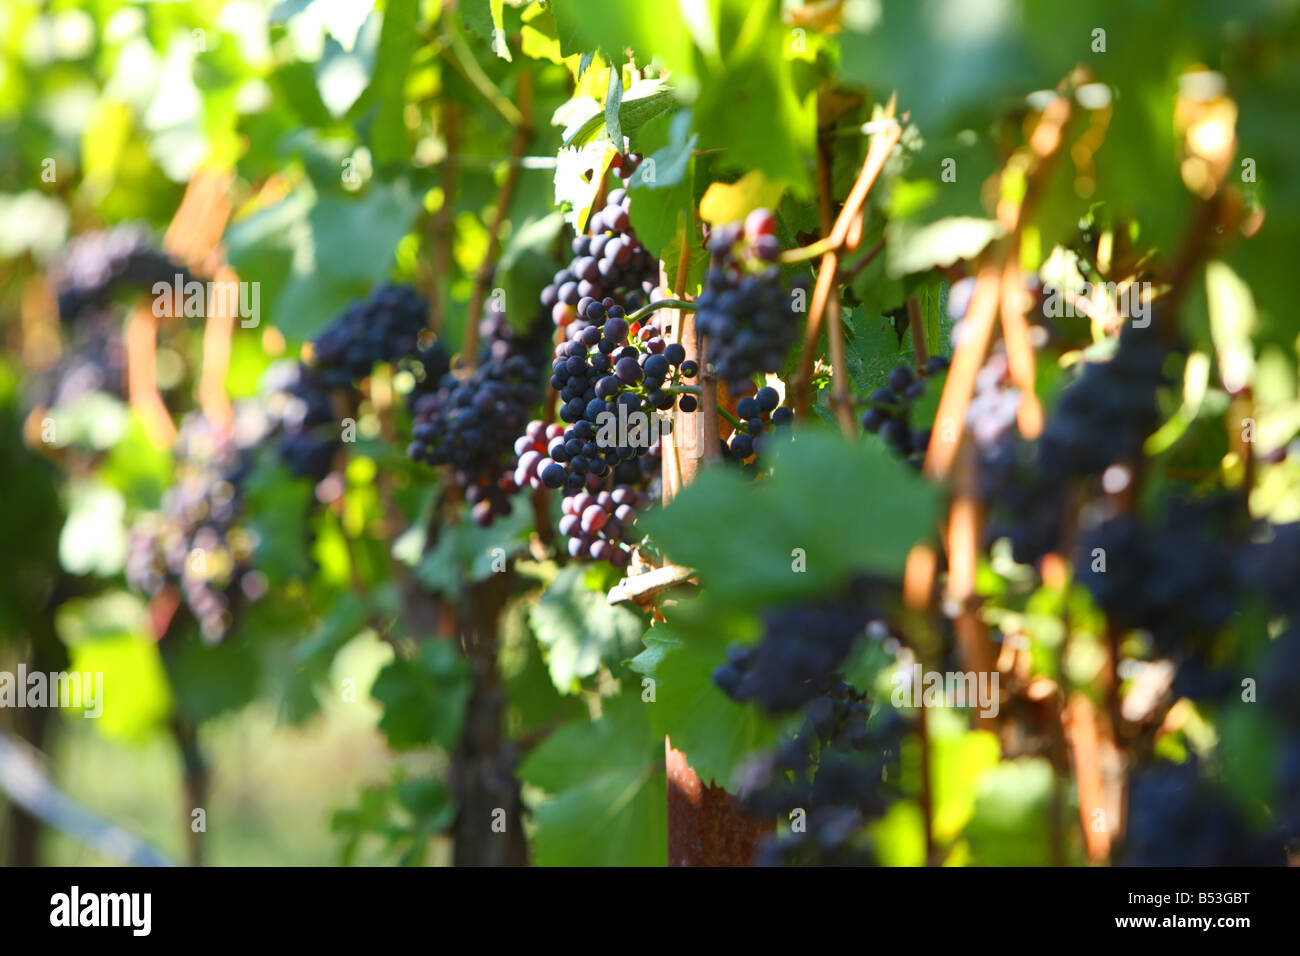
[658,253,770,866]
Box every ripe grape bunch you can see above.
[714,581,914,865]
[540,187,660,332]
[970,351,1065,563]
[126,407,271,642]
[407,310,543,526]
[956,281,1170,565]
[1075,495,1244,658]
[1038,320,1170,482]
[1122,759,1286,865]
[510,419,645,563]
[52,225,193,323]
[858,357,949,466]
[556,486,649,565]
[261,360,344,483]
[712,581,883,712]
[512,300,699,561]
[723,385,793,461]
[732,678,910,866]
[694,209,801,396]
[23,309,128,414]
[311,283,430,389]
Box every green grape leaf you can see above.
[96,413,173,510]
[490,0,512,61]
[363,0,419,164]
[550,0,695,79]
[626,110,697,258]
[528,565,647,693]
[66,630,173,742]
[916,709,1001,844]
[169,636,262,725]
[518,691,667,865]
[838,1,1040,134]
[495,212,568,334]
[370,640,470,751]
[293,591,369,667]
[244,458,316,585]
[310,181,419,283]
[555,141,617,232]
[885,217,1005,277]
[503,604,587,737]
[627,599,775,786]
[413,497,534,590]
[643,428,939,605]
[605,61,624,147]
[460,0,494,39]
[962,757,1056,865]
[691,0,815,193]
[561,78,679,149]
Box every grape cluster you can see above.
[859,357,949,466]
[694,209,800,396]
[962,349,1066,563]
[126,407,271,642]
[734,685,911,866]
[311,284,430,389]
[398,340,452,410]
[1213,524,1300,845]
[540,189,659,331]
[407,311,543,526]
[52,225,192,323]
[512,419,653,566]
[1038,323,1169,481]
[721,385,793,461]
[260,360,341,483]
[1075,496,1246,657]
[977,321,1173,566]
[713,582,883,713]
[709,577,913,865]
[556,486,648,565]
[528,306,699,562]
[1121,759,1285,865]
[608,151,644,179]
[511,419,567,490]
[1261,626,1300,843]
[23,310,127,413]
[535,300,695,495]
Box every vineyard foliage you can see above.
[1,0,1299,866]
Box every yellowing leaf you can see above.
[699,171,786,226]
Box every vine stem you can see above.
[999,237,1044,438]
[457,71,533,369]
[793,108,902,420]
[624,298,697,325]
[126,305,177,447]
[129,168,239,449]
[818,134,856,437]
[426,101,460,334]
[657,222,766,866]
[662,229,694,501]
[844,237,885,280]
[921,90,1072,481]
[777,236,835,264]
[716,406,744,430]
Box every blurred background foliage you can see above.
[0,0,1298,866]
